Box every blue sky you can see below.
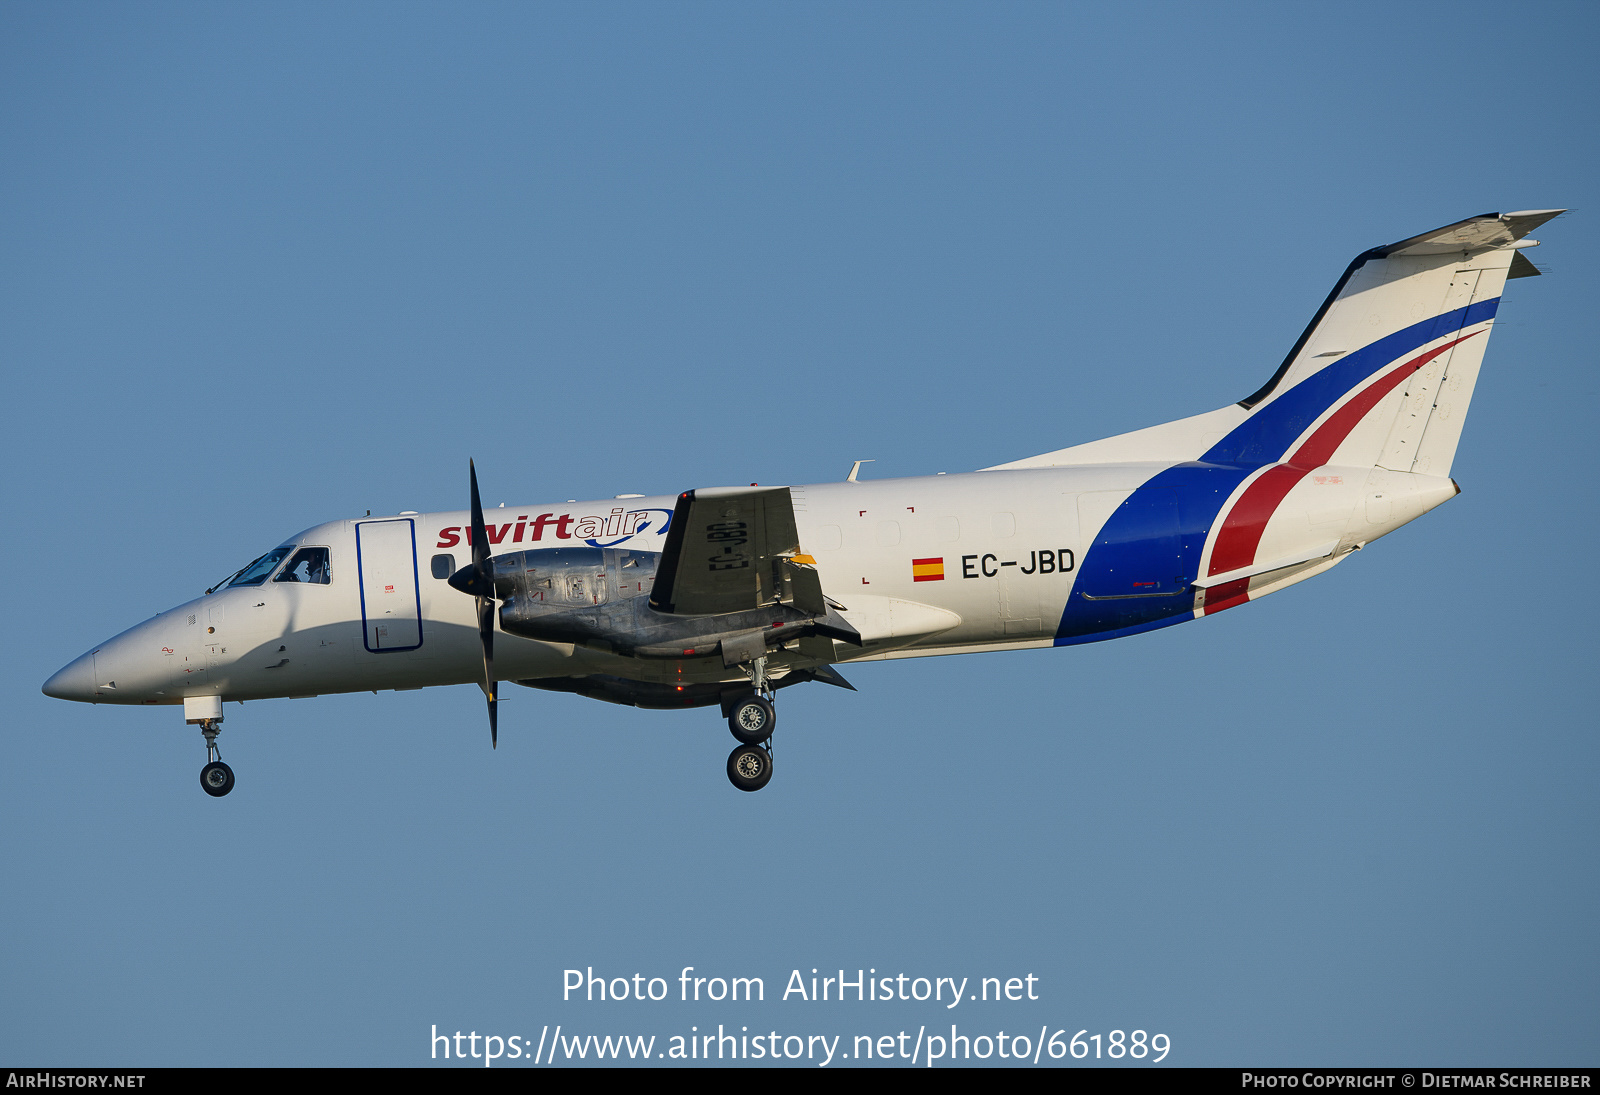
[2,1,1596,1066]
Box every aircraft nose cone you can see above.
[42,651,98,702]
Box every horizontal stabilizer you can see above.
[1502,208,1566,239]
[1379,209,1560,256]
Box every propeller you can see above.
[446,459,499,748]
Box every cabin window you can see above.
[275,547,332,585]
[226,547,293,588]
[431,553,456,580]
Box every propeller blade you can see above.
[463,459,499,749]
[477,588,497,749]
[477,593,496,665]
[469,458,490,573]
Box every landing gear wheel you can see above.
[726,744,774,792]
[728,695,776,745]
[200,761,235,798]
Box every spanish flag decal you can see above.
[911,557,945,582]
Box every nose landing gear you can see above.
[198,719,235,798]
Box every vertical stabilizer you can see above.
[991,211,1562,474]
[1226,210,1562,477]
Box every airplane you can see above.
[43,210,1563,796]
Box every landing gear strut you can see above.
[725,655,775,791]
[198,719,234,798]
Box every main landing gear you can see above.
[728,694,775,744]
[198,719,235,798]
[727,742,773,792]
[725,657,775,792]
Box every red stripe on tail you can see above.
[1201,332,1480,616]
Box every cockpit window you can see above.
[226,547,294,588]
[274,547,331,585]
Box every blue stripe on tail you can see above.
[1053,299,1498,646]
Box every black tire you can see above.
[726,744,774,792]
[200,761,235,798]
[727,694,776,745]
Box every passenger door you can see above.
[355,519,424,652]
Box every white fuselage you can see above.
[46,462,1456,709]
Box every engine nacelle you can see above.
[489,546,859,661]
[491,547,658,621]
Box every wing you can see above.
[650,486,820,616]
